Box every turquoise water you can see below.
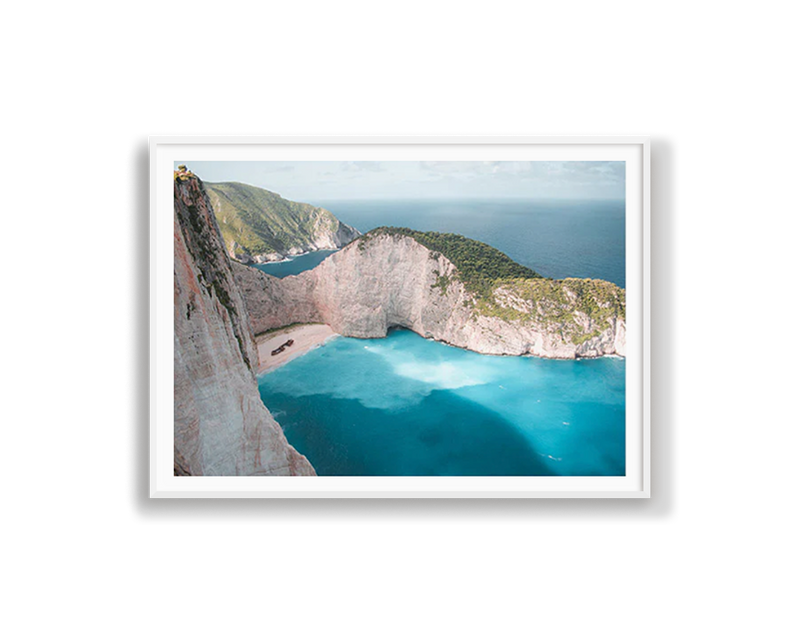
[253,249,337,278]
[258,330,625,476]
[255,198,626,476]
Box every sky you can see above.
[179,160,625,202]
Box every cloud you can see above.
[419,161,543,177]
[419,161,488,181]
[421,161,506,176]
[186,159,625,200]
[340,161,386,172]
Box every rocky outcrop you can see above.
[233,231,626,359]
[204,181,360,264]
[232,216,360,264]
[174,171,315,476]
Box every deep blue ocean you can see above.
[253,249,336,278]
[255,198,625,287]
[256,198,626,476]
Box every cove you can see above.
[257,329,625,476]
[252,249,337,278]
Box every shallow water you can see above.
[258,330,625,476]
[255,198,626,475]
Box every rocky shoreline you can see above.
[204,180,361,265]
[234,232,626,360]
[236,245,336,265]
[173,171,625,478]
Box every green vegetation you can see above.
[174,167,194,182]
[358,227,542,298]
[475,277,626,342]
[203,181,356,258]
[254,322,315,341]
[431,270,452,295]
[358,227,625,344]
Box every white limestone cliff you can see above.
[233,232,626,360]
[173,172,315,476]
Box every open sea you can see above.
[256,198,626,476]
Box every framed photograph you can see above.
[151,136,650,498]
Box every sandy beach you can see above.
[256,323,339,373]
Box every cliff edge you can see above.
[173,170,315,476]
[205,181,360,264]
[233,228,626,359]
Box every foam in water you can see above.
[252,198,626,476]
[258,329,625,476]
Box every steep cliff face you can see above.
[204,181,360,264]
[233,231,626,359]
[173,171,315,476]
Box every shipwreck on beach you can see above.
[271,339,295,357]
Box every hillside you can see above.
[357,227,542,297]
[204,181,360,263]
[235,229,626,359]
